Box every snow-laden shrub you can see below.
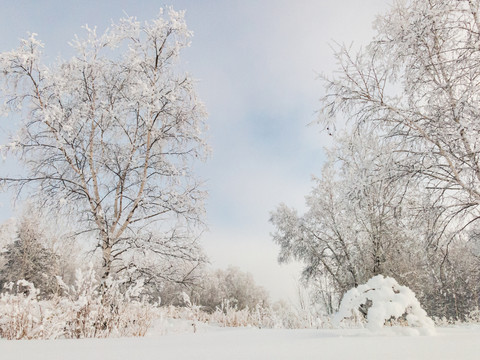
[55,266,156,338]
[334,275,435,335]
[0,266,158,339]
[0,280,49,339]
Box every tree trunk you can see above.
[100,232,113,302]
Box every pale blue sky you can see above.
[0,0,388,301]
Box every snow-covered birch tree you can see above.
[0,8,208,285]
[270,130,422,312]
[320,0,480,228]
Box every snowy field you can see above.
[2,324,480,360]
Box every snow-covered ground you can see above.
[2,323,480,360]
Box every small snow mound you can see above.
[334,275,435,335]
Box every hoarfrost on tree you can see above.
[0,7,208,285]
[319,0,480,221]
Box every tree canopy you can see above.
[0,8,208,284]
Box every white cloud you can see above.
[202,226,303,303]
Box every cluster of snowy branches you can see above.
[334,275,435,335]
[271,0,480,321]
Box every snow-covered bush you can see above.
[334,275,435,335]
[0,280,49,339]
[56,266,156,338]
[0,267,158,339]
